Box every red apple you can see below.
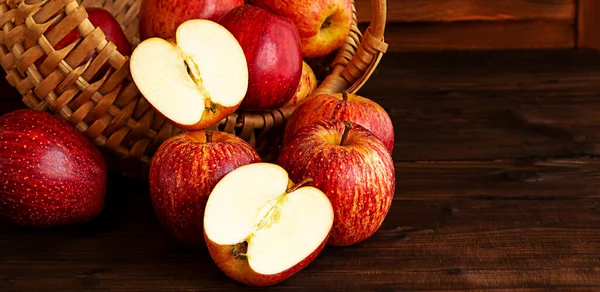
[278,120,395,246]
[38,8,131,68]
[149,130,260,248]
[219,5,302,110]
[0,109,107,228]
[283,92,395,153]
[249,0,352,58]
[139,0,244,40]
[204,163,334,286]
[281,61,317,109]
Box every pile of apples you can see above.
[0,0,396,287]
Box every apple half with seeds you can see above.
[203,163,334,286]
[130,19,248,130]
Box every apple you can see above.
[278,120,394,246]
[204,163,334,286]
[149,130,260,248]
[249,0,352,58]
[139,0,244,40]
[281,61,317,109]
[0,109,107,228]
[283,92,395,153]
[37,8,131,73]
[130,19,248,130]
[219,5,302,110]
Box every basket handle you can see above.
[312,0,388,97]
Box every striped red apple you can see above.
[283,92,395,153]
[149,130,260,248]
[278,120,394,246]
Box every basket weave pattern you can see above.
[0,0,387,163]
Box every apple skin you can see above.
[204,187,330,288]
[283,92,395,153]
[281,61,317,109]
[39,8,131,66]
[0,110,107,228]
[219,5,302,110]
[139,0,244,40]
[249,0,352,58]
[149,130,260,248]
[278,120,395,246]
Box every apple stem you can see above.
[340,122,352,146]
[205,130,213,143]
[286,177,314,193]
[342,91,349,101]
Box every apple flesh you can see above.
[204,163,334,286]
[219,5,302,110]
[278,120,395,246]
[0,110,107,227]
[130,19,248,130]
[283,92,395,153]
[282,61,317,109]
[139,0,244,40]
[249,0,353,58]
[149,130,260,248]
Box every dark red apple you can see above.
[139,0,244,40]
[149,130,260,248]
[283,92,395,153]
[0,109,107,228]
[37,8,131,77]
[278,120,395,246]
[219,5,302,110]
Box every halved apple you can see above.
[130,19,248,130]
[203,163,334,286]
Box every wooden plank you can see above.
[355,0,575,23]
[1,172,599,291]
[357,50,600,161]
[577,0,600,49]
[377,20,574,51]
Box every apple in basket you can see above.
[0,110,107,228]
[278,120,395,246]
[36,8,131,74]
[281,61,318,109]
[130,19,248,130]
[249,0,353,58]
[139,0,244,40]
[149,130,260,248]
[283,92,395,153]
[219,5,303,110]
[204,163,334,286]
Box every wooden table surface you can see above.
[2,49,600,291]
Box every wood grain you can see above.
[375,20,574,51]
[2,50,600,290]
[577,0,600,49]
[355,0,575,23]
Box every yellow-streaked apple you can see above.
[278,120,395,246]
[282,61,317,109]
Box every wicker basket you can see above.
[0,0,387,164]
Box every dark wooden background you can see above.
[356,0,600,51]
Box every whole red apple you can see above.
[278,120,395,246]
[0,110,107,228]
[149,130,260,248]
[249,0,352,58]
[283,92,395,153]
[139,0,244,40]
[219,5,302,110]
